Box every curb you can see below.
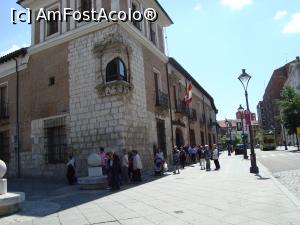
[257,161,300,209]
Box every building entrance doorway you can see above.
[156,119,167,158]
[175,128,184,147]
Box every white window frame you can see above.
[45,3,61,40]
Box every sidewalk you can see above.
[1,154,300,225]
[276,146,300,152]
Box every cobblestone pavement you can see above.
[273,169,300,201]
[1,155,300,225]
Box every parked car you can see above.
[235,144,244,155]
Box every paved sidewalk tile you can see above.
[1,154,300,225]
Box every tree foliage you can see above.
[277,86,300,135]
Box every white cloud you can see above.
[221,0,252,10]
[0,45,21,57]
[0,44,28,57]
[194,3,203,12]
[274,10,288,20]
[282,13,300,33]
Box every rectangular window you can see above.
[173,86,177,110]
[0,85,8,119]
[47,8,59,36]
[44,117,67,164]
[80,0,92,12]
[154,72,159,104]
[190,129,196,146]
[132,3,141,30]
[149,22,156,45]
[201,131,205,146]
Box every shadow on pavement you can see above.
[4,172,173,219]
[255,174,271,181]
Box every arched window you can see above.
[106,58,127,82]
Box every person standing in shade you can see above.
[173,148,180,174]
[66,154,76,185]
[179,147,186,169]
[128,151,134,182]
[212,144,221,170]
[132,150,143,182]
[199,146,206,170]
[98,147,106,175]
[121,149,129,184]
[204,145,211,171]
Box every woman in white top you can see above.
[121,149,129,184]
[132,150,142,182]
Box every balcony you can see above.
[189,109,197,122]
[155,90,169,109]
[199,113,205,124]
[175,100,190,115]
[0,103,9,120]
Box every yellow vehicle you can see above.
[260,132,277,151]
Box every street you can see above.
[255,147,300,202]
[256,148,300,173]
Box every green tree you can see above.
[277,86,300,138]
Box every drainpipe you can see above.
[165,60,174,150]
[13,58,20,178]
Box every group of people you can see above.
[66,148,143,191]
[99,148,143,190]
[172,144,221,173]
[66,144,221,189]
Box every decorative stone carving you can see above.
[93,33,133,97]
[0,160,7,179]
[96,80,133,97]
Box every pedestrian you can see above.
[154,148,165,176]
[213,144,221,170]
[132,150,142,182]
[66,154,76,185]
[98,147,106,175]
[179,147,186,169]
[128,151,134,182]
[204,145,211,171]
[106,152,113,188]
[173,148,180,174]
[199,146,206,170]
[121,149,129,184]
[107,152,122,191]
[191,145,198,163]
[227,143,231,156]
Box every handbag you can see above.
[163,162,168,172]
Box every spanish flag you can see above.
[184,82,192,104]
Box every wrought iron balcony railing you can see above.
[156,90,169,109]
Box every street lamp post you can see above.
[225,119,231,156]
[238,105,249,159]
[238,69,259,174]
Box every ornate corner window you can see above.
[106,57,127,82]
[93,34,133,97]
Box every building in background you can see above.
[218,112,260,147]
[258,57,299,145]
[283,56,300,146]
[0,0,218,177]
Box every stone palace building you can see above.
[0,0,218,177]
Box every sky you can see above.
[1,0,300,120]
